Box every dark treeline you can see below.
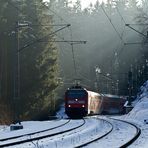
[0,0,59,124]
[49,0,148,96]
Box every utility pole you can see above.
[128,70,133,105]
[11,22,29,129]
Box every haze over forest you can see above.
[53,0,148,96]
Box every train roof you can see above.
[87,90,101,96]
[87,91,124,99]
[66,87,124,99]
[103,94,124,99]
[67,85,86,90]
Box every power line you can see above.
[39,40,86,44]
[112,4,127,59]
[100,5,124,42]
[7,1,68,30]
[41,1,87,81]
[7,0,41,25]
[47,7,69,24]
[127,24,148,25]
[124,42,148,45]
[125,24,147,37]
[19,24,71,52]
[9,0,88,87]
[29,24,71,27]
[110,23,126,67]
[116,7,126,24]
[70,28,77,77]
[8,0,87,47]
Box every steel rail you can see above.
[76,117,141,148]
[0,119,70,142]
[111,118,141,148]
[0,119,85,147]
[75,117,113,148]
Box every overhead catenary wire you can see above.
[46,6,70,24]
[125,24,148,25]
[7,0,70,27]
[8,0,88,89]
[48,3,87,83]
[8,0,86,54]
[47,3,86,82]
[113,25,126,59]
[6,0,41,26]
[19,24,70,52]
[42,3,81,84]
[35,1,87,85]
[100,3,127,93]
[125,24,147,37]
[116,6,126,24]
[114,4,147,54]
[100,5,124,42]
[109,1,148,39]
[109,5,127,69]
[7,0,70,34]
[39,40,86,44]
[7,0,75,48]
[7,0,73,55]
[69,27,77,77]
[124,42,148,45]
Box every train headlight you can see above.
[82,105,85,107]
[75,99,78,101]
[68,105,71,107]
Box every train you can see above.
[65,85,126,118]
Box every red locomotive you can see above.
[65,85,126,118]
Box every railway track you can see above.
[0,119,70,142]
[36,117,113,148]
[115,118,141,148]
[0,119,85,147]
[79,117,141,148]
[75,117,113,148]
[0,117,141,148]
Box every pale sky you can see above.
[43,0,142,9]
[70,0,142,9]
[43,0,107,9]
[71,0,107,9]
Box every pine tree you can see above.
[0,0,59,123]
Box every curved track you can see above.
[0,119,85,147]
[81,117,141,148]
[114,118,141,148]
[75,117,113,147]
[0,117,141,148]
[0,119,70,142]
[35,117,112,148]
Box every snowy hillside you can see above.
[122,80,148,148]
[125,80,148,123]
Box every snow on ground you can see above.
[85,117,137,148]
[125,80,148,122]
[56,103,68,119]
[122,80,148,147]
[0,120,68,140]
[0,125,7,132]
[30,118,111,148]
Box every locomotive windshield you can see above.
[66,90,87,99]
